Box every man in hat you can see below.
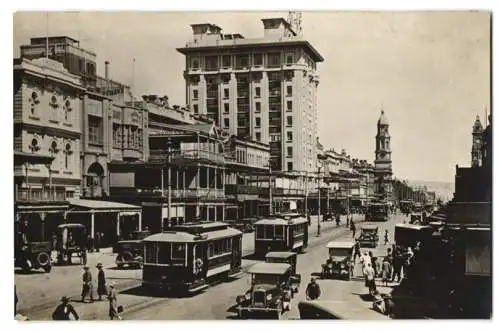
[96,263,107,301]
[305,277,321,300]
[52,296,79,320]
[81,265,94,303]
[107,282,122,320]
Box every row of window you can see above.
[144,242,186,264]
[193,86,293,102]
[255,225,285,240]
[28,137,75,170]
[190,53,296,71]
[207,238,233,258]
[112,124,143,150]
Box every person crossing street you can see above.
[81,265,94,303]
[306,277,321,300]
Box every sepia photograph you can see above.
[11,8,492,321]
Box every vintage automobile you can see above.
[114,230,150,269]
[321,241,355,280]
[55,223,88,265]
[357,225,379,248]
[265,251,301,295]
[410,212,423,224]
[298,300,389,320]
[235,262,294,319]
[15,237,52,273]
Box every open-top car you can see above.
[55,223,88,265]
[115,230,150,269]
[235,262,294,319]
[321,241,355,280]
[358,225,379,248]
[265,251,301,294]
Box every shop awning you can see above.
[68,199,142,213]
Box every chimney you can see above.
[105,61,110,80]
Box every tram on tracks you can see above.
[141,222,243,295]
[254,213,309,258]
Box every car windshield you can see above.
[253,273,280,285]
[329,248,351,257]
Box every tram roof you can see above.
[142,227,241,243]
[247,262,291,275]
[265,251,297,259]
[57,223,85,228]
[255,216,308,226]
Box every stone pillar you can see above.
[116,213,120,237]
[90,212,95,239]
[137,212,142,231]
[40,212,46,241]
[214,205,217,221]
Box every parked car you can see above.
[321,241,355,280]
[55,223,87,265]
[235,262,294,319]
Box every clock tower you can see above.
[471,115,484,167]
[374,109,393,201]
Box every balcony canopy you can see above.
[68,199,141,212]
[14,151,54,166]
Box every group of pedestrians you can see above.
[52,263,122,320]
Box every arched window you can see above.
[64,143,73,169]
[64,99,72,121]
[29,138,40,152]
[50,141,59,155]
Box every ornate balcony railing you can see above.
[16,187,66,202]
[149,149,224,164]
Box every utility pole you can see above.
[317,166,321,237]
[304,173,308,215]
[268,162,273,216]
[167,137,172,229]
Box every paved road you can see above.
[17,214,352,320]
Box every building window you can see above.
[255,87,261,98]
[287,131,293,142]
[63,99,72,122]
[112,123,122,148]
[253,53,263,66]
[64,143,73,169]
[287,146,293,157]
[235,54,249,69]
[268,53,281,68]
[286,86,293,96]
[256,132,261,142]
[205,56,218,71]
[224,103,229,114]
[285,71,294,81]
[287,116,293,127]
[29,138,40,152]
[255,117,261,128]
[221,74,231,83]
[88,115,103,145]
[193,89,198,100]
[287,162,293,171]
[287,100,293,111]
[286,53,294,65]
[191,57,200,69]
[222,55,231,69]
[237,118,246,128]
[255,102,261,113]
[224,118,230,128]
[193,104,199,114]
[224,88,229,99]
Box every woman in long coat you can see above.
[107,282,122,320]
[96,263,106,301]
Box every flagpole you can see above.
[131,58,136,102]
[45,12,49,59]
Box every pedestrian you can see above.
[350,221,356,238]
[95,232,101,252]
[369,251,378,276]
[392,246,402,283]
[96,263,107,301]
[384,229,389,245]
[306,277,321,300]
[381,257,392,286]
[354,241,361,262]
[360,251,370,267]
[403,247,414,280]
[363,263,376,296]
[52,296,79,320]
[81,265,94,303]
[107,282,122,320]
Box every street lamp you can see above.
[317,165,322,237]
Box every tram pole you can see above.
[167,137,172,230]
[317,166,321,237]
[268,163,273,216]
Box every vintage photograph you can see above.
[13,11,491,320]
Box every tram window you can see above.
[145,243,158,264]
[171,243,185,260]
[208,239,232,258]
[274,225,284,239]
[158,243,170,264]
[265,226,274,239]
[256,226,264,239]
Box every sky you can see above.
[12,11,491,184]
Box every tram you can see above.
[365,203,389,222]
[141,222,242,295]
[254,213,309,258]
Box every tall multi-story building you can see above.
[14,57,85,240]
[374,109,393,201]
[176,17,324,173]
[471,115,484,167]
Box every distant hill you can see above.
[406,180,454,202]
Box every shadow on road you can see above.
[106,266,142,271]
[14,268,47,275]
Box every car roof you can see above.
[57,223,85,228]
[247,262,291,275]
[361,225,379,230]
[116,240,142,244]
[395,223,432,230]
[265,251,297,259]
[298,300,389,320]
[326,241,355,249]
